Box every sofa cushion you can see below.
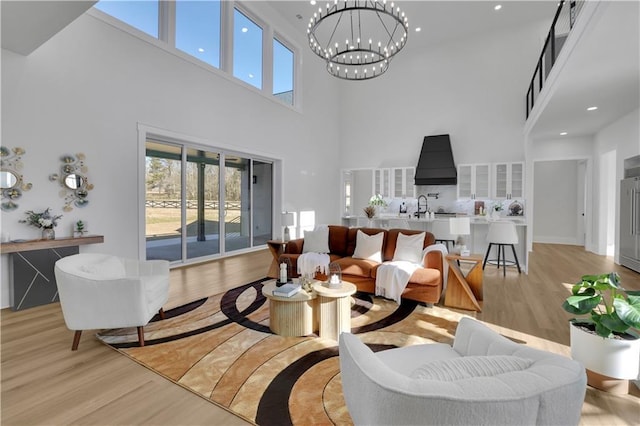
[335,257,380,278]
[352,230,384,263]
[384,229,435,261]
[328,225,349,256]
[392,232,425,264]
[303,226,330,253]
[409,355,534,381]
[346,228,387,257]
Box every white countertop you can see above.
[343,215,526,225]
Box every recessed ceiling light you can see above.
[494,4,502,11]
[242,27,248,33]
[415,27,421,32]
[560,132,568,136]
[587,106,598,111]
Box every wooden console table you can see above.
[444,253,483,312]
[1,235,104,310]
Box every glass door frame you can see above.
[138,124,281,265]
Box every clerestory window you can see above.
[93,0,298,108]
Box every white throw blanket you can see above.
[375,243,449,305]
[422,244,449,301]
[297,252,330,276]
[375,261,420,304]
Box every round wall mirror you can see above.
[64,173,86,190]
[0,170,18,189]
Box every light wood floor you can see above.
[2,244,639,425]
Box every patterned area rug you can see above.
[97,278,469,425]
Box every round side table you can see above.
[262,280,317,336]
[312,281,357,341]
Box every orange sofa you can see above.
[280,225,443,305]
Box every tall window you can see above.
[233,8,263,89]
[93,1,297,106]
[145,139,273,263]
[273,38,294,105]
[145,141,183,262]
[176,0,221,68]
[94,0,159,38]
[185,148,220,260]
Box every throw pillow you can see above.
[352,230,384,263]
[303,226,330,253]
[392,232,425,264]
[80,256,126,279]
[410,355,533,381]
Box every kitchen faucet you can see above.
[415,195,428,218]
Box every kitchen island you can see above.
[342,215,528,272]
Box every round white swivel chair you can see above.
[55,253,170,350]
[483,221,521,276]
[430,219,456,252]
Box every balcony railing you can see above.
[525,0,585,119]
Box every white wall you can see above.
[0,5,341,308]
[533,160,580,244]
[337,19,549,170]
[593,108,640,261]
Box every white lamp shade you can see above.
[449,217,470,235]
[281,212,294,227]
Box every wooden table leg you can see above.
[266,240,286,279]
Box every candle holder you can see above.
[277,256,292,287]
[327,262,342,288]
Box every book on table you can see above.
[273,283,301,297]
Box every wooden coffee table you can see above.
[312,281,357,341]
[262,280,317,336]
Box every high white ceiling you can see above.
[527,1,640,141]
[272,0,639,141]
[1,1,96,55]
[2,1,637,141]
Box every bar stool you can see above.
[430,219,456,252]
[483,221,521,276]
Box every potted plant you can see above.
[562,272,640,392]
[20,208,63,240]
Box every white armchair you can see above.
[54,253,170,350]
[339,317,586,425]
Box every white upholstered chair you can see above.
[483,221,521,276]
[54,253,170,350]
[339,317,586,426]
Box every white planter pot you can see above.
[569,321,640,379]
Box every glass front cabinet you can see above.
[457,164,490,199]
[391,167,416,199]
[373,168,391,198]
[493,162,524,199]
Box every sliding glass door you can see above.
[145,139,273,263]
[145,141,183,262]
[186,148,220,259]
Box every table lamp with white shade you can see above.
[282,212,294,242]
[449,217,471,256]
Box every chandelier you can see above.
[307,0,409,81]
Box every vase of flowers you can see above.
[20,208,63,240]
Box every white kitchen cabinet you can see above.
[457,164,490,199]
[391,167,416,198]
[493,162,524,199]
[373,168,391,198]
